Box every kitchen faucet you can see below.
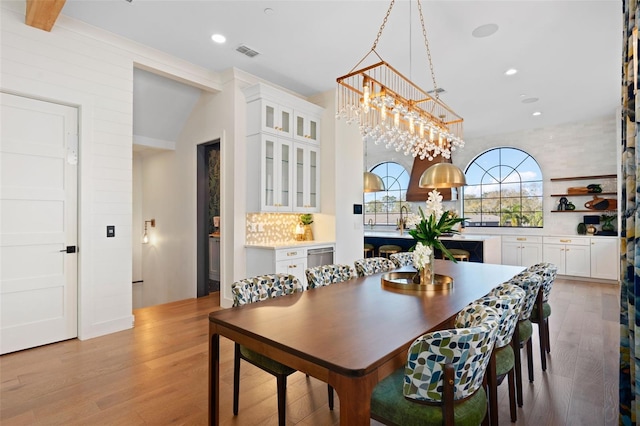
[367,218,374,229]
[399,205,409,234]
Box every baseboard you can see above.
[78,314,135,340]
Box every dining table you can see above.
[208,259,525,425]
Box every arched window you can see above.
[463,147,543,228]
[364,162,410,226]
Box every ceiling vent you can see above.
[426,88,446,95]
[236,45,260,58]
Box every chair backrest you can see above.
[473,283,525,348]
[305,264,355,289]
[354,257,396,277]
[527,262,558,302]
[389,252,414,268]
[231,274,303,307]
[404,304,499,403]
[505,271,543,320]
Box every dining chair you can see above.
[505,270,543,407]
[527,262,558,371]
[305,264,355,289]
[354,257,396,277]
[370,303,500,426]
[389,252,414,268]
[230,273,306,426]
[468,284,525,426]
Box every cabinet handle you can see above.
[516,237,526,241]
[287,252,298,256]
[289,264,297,268]
[560,239,571,243]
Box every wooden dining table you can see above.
[208,259,525,425]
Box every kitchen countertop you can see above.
[246,240,336,250]
[364,231,500,241]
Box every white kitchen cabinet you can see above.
[247,134,293,212]
[501,236,542,267]
[590,237,620,280]
[543,236,590,277]
[294,143,320,212]
[294,111,320,143]
[245,97,293,138]
[246,246,308,289]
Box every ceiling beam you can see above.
[25,0,66,32]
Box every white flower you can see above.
[413,242,433,270]
[424,189,444,220]
[405,213,421,228]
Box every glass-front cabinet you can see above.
[295,111,320,143]
[262,100,293,138]
[262,135,292,211]
[294,144,320,212]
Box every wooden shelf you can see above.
[550,174,616,182]
[551,210,617,213]
[550,192,617,197]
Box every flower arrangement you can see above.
[406,189,466,265]
[412,242,433,271]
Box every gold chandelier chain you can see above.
[370,0,396,51]
[417,0,439,101]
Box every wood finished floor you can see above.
[0,277,619,425]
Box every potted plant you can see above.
[299,214,314,241]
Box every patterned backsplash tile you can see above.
[246,213,304,245]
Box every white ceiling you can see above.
[60,0,621,144]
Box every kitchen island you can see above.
[364,231,502,264]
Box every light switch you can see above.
[107,225,115,237]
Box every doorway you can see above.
[197,139,220,298]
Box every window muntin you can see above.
[463,147,543,228]
[363,162,409,226]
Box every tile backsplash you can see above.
[246,213,303,245]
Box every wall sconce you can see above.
[142,219,156,244]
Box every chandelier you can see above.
[336,0,465,162]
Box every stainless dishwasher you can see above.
[307,246,335,268]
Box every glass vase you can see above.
[419,249,436,286]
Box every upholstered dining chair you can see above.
[505,270,543,407]
[231,274,306,426]
[527,262,558,371]
[389,252,414,268]
[370,303,500,426]
[470,284,526,426]
[305,264,355,289]
[354,257,396,277]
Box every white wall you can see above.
[0,2,220,338]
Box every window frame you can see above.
[363,161,410,226]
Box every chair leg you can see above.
[233,343,241,415]
[276,374,287,426]
[537,318,547,371]
[328,385,334,410]
[508,370,517,422]
[487,353,498,426]
[512,328,524,407]
[544,317,551,353]
[526,339,534,383]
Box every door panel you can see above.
[0,93,78,354]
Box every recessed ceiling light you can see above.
[532,111,542,116]
[472,23,499,38]
[211,34,226,44]
[264,7,274,15]
[504,68,518,76]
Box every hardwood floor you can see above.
[0,277,619,425]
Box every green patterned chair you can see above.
[354,257,396,277]
[389,252,414,268]
[505,270,543,407]
[305,264,355,289]
[471,284,525,426]
[370,303,500,426]
[231,274,304,426]
[527,262,558,371]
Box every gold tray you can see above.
[381,271,453,292]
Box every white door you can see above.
[1,93,78,354]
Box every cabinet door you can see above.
[209,238,220,281]
[590,238,619,280]
[543,244,566,274]
[565,244,590,277]
[262,100,293,137]
[275,258,307,289]
[502,241,522,266]
[262,135,293,211]
[520,242,542,267]
[293,144,320,212]
[295,112,320,143]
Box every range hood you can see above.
[406,157,453,201]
